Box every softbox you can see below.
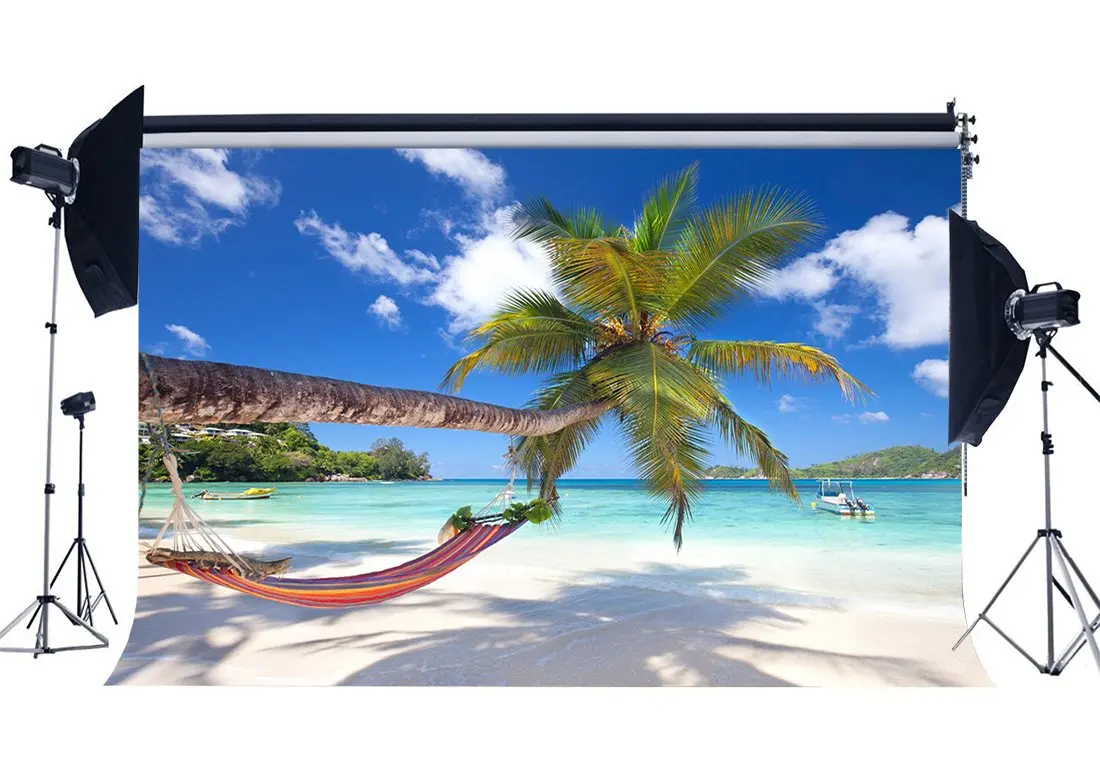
[64,86,143,317]
[948,211,1031,446]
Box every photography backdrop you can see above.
[2,5,1100,752]
[112,132,989,686]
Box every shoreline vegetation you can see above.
[139,422,436,483]
[704,445,961,481]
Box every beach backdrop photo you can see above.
[112,144,990,686]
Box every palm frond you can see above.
[586,342,713,419]
[509,197,612,244]
[621,410,709,551]
[671,354,799,507]
[632,162,700,254]
[662,187,823,328]
[687,339,872,403]
[587,343,715,549]
[511,368,606,522]
[510,197,666,329]
[548,239,667,330]
[441,291,599,392]
[709,399,798,502]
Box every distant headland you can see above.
[705,445,961,480]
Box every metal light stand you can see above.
[0,198,109,657]
[27,411,117,629]
[953,329,1100,675]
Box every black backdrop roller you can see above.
[947,211,1031,446]
[64,86,143,317]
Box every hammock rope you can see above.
[138,353,528,608]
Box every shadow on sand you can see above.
[108,544,965,687]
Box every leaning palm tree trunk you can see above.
[139,355,611,436]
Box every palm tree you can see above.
[138,355,611,437]
[442,163,870,549]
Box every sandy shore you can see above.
[109,532,991,686]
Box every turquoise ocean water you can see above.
[139,478,962,556]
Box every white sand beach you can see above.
[110,532,991,687]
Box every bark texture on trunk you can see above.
[139,355,610,436]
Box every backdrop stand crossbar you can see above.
[953,330,1100,675]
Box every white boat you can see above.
[810,479,874,518]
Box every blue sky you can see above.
[138,146,958,478]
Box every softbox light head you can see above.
[948,211,1031,446]
[64,86,143,317]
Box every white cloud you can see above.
[761,211,950,349]
[777,394,804,413]
[140,149,280,245]
[834,411,889,424]
[406,249,442,271]
[437,328,466,353]
[427,205,557,333]
[811,302,860,340]
[294,202,554,337]
[369,295,402,329]
[295,211,438,286]
[420,209,457,236]
[913,358,949,398]
[295,153,549,340]
[165,324,209,357]
[760,253,837,299]
[397,149,506,201]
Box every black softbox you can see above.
[948,211,1031,446]
[64,86,143,317]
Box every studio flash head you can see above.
[1005,283,1081,340]
[60,391,96,418]
[10,144,79,201]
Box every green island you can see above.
[139,423,432,483]
[705,445,961,480]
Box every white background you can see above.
[1,0,1097,755]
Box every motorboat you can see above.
[194,487,276,501]
[810,479,874,518]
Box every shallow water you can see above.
[139,478,960,562]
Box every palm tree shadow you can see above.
[320,563,957,686]
[109,559,965,687]
[108,536,434,685]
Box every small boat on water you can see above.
[809,479,874,518]
[194,487,276,501]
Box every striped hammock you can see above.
[147,520,523,608]
[144,449,524,608]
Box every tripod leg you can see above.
[76,549,92,626]
[1052,538,1100,674]
[34,600,47,656]
[0,601,40,646]
[1051,541,1100,673]
[27,538,79,630]
[1054,614,1100,674]
[49,599,107,647]
[49,541,76,589]
[82,546,117,624]
[953,534,1041,651]
[76,543,86,620]
[1055,538,1100,609]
